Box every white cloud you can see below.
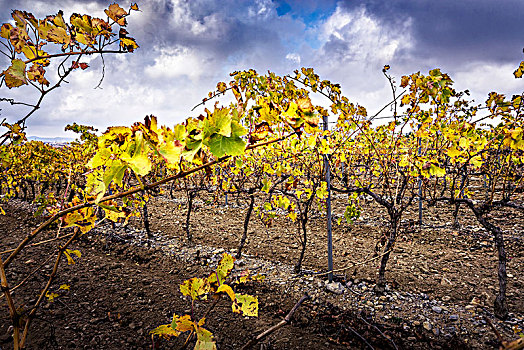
[169,0,221,36]
[145,46,213,80]
[319,5,413,65]
[247,0,275,20]
[285,53,301,64]
[294,5,415,115]
[2,0,522,138]
[453,62,524,104]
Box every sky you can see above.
[0,0,523,138]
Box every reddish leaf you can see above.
[71,61,89,70]
[105,3,127,26]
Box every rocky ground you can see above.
[0,192,523,349]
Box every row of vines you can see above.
[0,3,523,349]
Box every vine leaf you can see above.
[207,120,246,158]
[45,291,59,302]
[72,61,89,70]
[173,314,194,332]
[232,293,258,317]
[195,326,216,350]
[38,13,71,48]
[150,324,180,338]
[180,278,210,300]
[429,164,446,177]
[208,253,235,286]
[2,59,27,88]
[216,284,236,301]
[514,61,524,78]
[120,37,139,52]
[27,64,49,86]
[21,43,49,66]
[64,249,81,265]
[105,3,128,26]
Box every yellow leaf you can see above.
[459,138,469,149]
[232,293,258,317]
[64,249,81,265]
[173,314,194,333]
[120,37,139,52]
[0,23,12,39]
[1,59,27,88]
[180,278,209,300]
[446,147,461,158]
[216,284,236,301]
[195,326,216,350]
[104,3,127,26]
[429,164,446,177]
[296,97,313,112]
[150,324,180,338]
[470,155,483,168]
[46,291,59,302]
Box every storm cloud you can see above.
[0,0,522,138]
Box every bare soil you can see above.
[1,190,523,349]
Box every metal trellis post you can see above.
[323,115,333,282]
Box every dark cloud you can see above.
[1,0,522,137]
[338,0,524,64]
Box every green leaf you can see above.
[207,120,246,157]
[208,134,245,158]
[182,140,203,162]
[103,160,127,187]
[204,108,232,139]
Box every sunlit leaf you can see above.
[1,59,27,88]
[232,293,258,317]
[150,324,180,338]
[216,284,236,301]
[180,277,210,300]
[429,164,446,177]
[172,314,194,332]
[120,37,138,52]
[105,3,128,26]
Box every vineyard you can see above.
[0,3,523,350]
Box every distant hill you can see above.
[28,136,75,144]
